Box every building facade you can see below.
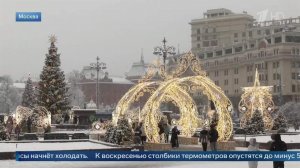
[189,8,300,108]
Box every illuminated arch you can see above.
[112,81,159,125]
[114,52,233,143]
[142,75,233,143]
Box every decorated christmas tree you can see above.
[116,117,133,142]
[37,36,70,122]
[246,109,265,134]
[272,112,288,131]
[21,76,36,108]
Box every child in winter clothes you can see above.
[248,138,259,168]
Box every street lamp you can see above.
[90,56,107,110]
[153,37,176,70]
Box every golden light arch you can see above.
[113,51,234,143]
[142,75,233,143]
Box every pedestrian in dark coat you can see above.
[199,127,209,151]
[15,124,21,140]
[270,134,287,168]
[208,124,219,151]
[170,126,180,148]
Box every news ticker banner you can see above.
[16,151,300,161]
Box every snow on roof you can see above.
[126,61,148,78]
[13,83,25,89]
[111,76,134,84]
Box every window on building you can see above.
[213,28,216,33]
[198,53,204,59]
[205,28,208,33]
[257,30,261,35]
[273,62,279,68]
[225,48,232,54]
[292,48,300,55]
[247,65,253,72]
[247,76,253,83]
[292,73,296,79]
[242,32,246,37]
[215,70,219,77]
[216,50,222,56]
[224,69,229,76]
[224,79,228,85]
[234,57,239,62]
[225,90,228,94]
[234,78,239,84]
[197,43,201,48]
[207,52,213,58]
[234,68,239,74]
[250,43,255,48]
[286,36,300,43]
[203,41,209,47]
[211,40,218,46]
[274,48,279,55]
[197,36,200,41]
[249,31,253,37]
[197,28,200,34]
[265,29,270,35]
[275,37,282,43]
[273,73,281,80]
[215,60,218,66]
[234,33,238,38]
[215,81,219,86]
[235,46,242,53]
[292,84,296,92]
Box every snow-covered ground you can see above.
[1,160,300,168]
[0,142,116,152]
[234,134,300,143]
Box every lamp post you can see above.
[153,37,176,70]
[90,57,106,110]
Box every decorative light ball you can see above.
[46,99,49,102]
[95,123,101,130]
[58,95,61,99]
[241,106,246,111]
[44,84,47,87]
[227,105,233,112]
[267,107,272,111]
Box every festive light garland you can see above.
[114,52,233,143]
[239,69,274,130]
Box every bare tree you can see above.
[0,75,22,114]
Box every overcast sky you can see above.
[1,0,300,81]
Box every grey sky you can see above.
[1,0,300,80]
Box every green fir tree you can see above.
[21,76,36,108]
[272,112,288,131]
[37,36,70,120]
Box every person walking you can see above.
[26,117,32,133]
[134,124,142,145]
[170,126,180,148]
[208,124,219,151]
[199,127,209,151]
[140,123,146,145]
[15,124,21,141]
[270,134,287,168]
[248,138,259,168]
[163,123,170,143]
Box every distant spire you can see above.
[253,68,260,87]
[177,44,180,54]
[140,48,144,64]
